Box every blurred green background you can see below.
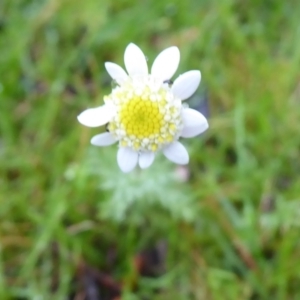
[1,0,300,299]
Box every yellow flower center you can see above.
[105,80,183,152]
[120,98,163,138]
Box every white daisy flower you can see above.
[78,43,208,173]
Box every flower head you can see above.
[78,43,208,172]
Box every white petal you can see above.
[172,70,201,100]
[138,152,155,169]
[117,147,138,173]
[151,46,180,81]
[163,141,189,165]
[124,43,148,77]
[105,62,128,84]
[77,105,114,127]
[91,132,117,147]
[181,108,209,138]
